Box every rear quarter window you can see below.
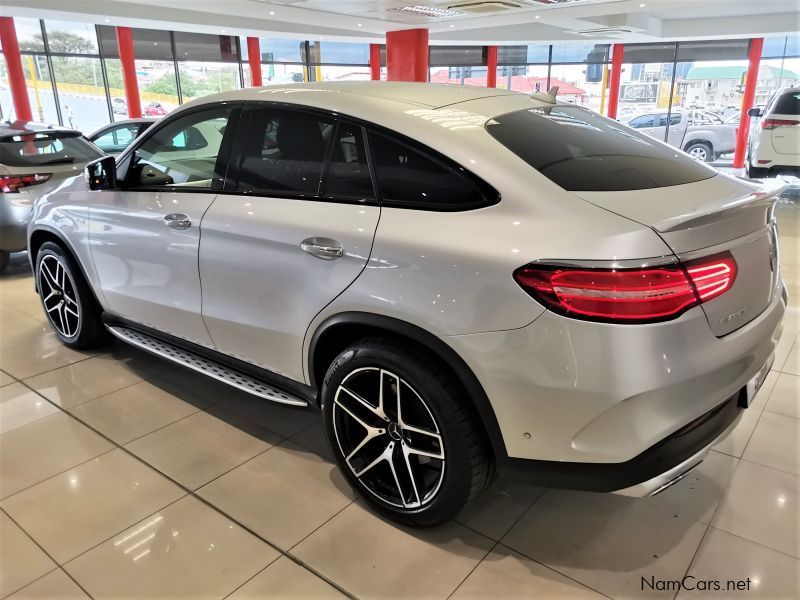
[0,132,103,167]
[773,91,800,115]
[486,106,715,192]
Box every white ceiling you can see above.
[1,0,797,44]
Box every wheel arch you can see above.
[29,227,101,308]
[308,311,507,459]
[684,138,713,152]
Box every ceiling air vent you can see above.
[446,1,524,13]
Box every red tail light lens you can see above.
[0,174,51,193]
[684,254,737,302]
[761,118,800,130]
[515,253,737,324]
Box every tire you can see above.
[683,142,714,162]
[35,241,108,349]
[321,337,493,527]
[0,250,9,274]
[684,141,714,162]
[746,162,770,179]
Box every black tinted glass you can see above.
[322,123,373,201]
[774,91,800,115]
[236,108,334,196]
[628,114,655,128]
[487,106,715,192]
[369,132,492,210]
[0,133,103,167]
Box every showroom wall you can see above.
[0,16,797,137]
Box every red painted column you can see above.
[733,38,764,169]
[606,44,624,120]
[115,27,142,118]
[247,37,263,86]
[369,44,381,81]
[486,46,498,88]
[0,17,33,122]
[386,29,428,82]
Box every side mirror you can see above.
[747,107,763,118]
[86,156,118,191]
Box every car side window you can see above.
[320,122,373,201]
[127,107,232,190]
[629,115,654,128]
[655,114,669,127]
[669,114,682,126]
[368,130,491,210]
[235,107,334,196]
[92,124,138,152]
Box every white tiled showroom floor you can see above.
[0,196,798,599]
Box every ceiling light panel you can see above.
[390,5,464,17]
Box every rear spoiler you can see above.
[653,181,785,254]
[0,130,83,142]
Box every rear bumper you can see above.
[444,282,785,468]
[0,196,32,252]
[496,390,744,494]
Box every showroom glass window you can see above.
[98,26,180,121]
[174,32,241,102]
[128,106,233,189]
[368,131,491,210]
[314,42,371,82]
[549,43,609,113]
[233,106,335,197]
[46,20,109,132]
[429,47,487,86]
[240,37,306,85]
[496,45,549,94]
[3,18,60,125]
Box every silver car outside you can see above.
[0,122,104,270]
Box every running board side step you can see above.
[106,325,308,407]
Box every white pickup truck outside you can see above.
[627,109,738,162]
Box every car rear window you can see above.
[773,91,800,115]
[0,131,103,167]
[486,106,715,192]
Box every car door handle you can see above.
[300,237,344,260]
[163,213,191,230]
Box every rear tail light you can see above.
[0,174,51,193]
[514,253,737,324]
[761,118,800,130]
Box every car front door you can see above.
[665,113,687,147]
[199,104,380,381]
[89,103,240,347]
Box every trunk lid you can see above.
[576,174,784,336]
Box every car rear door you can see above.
[767,90,800,155]
[89,103,240,347]
[198,104,380,381]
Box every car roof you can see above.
[184,81,521,111]
[98,117,157,127]
[0,121,81,138]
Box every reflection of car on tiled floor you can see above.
[0,202,799,599]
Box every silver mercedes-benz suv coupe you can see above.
[28,82,785,526]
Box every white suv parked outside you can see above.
[29,83,785,526]
[747,86,800,178]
